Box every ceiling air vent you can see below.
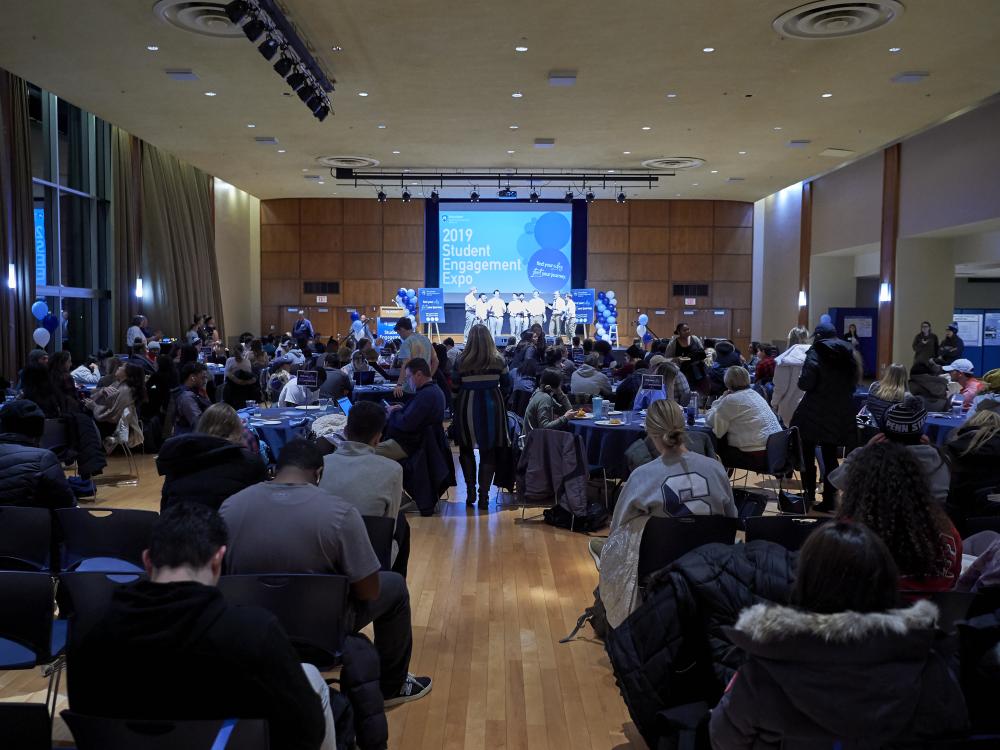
[641,157,705,171]
[548,71,577,87]
[254,136,279,145]
[726,177,746,183]
[820,147,856,157]
[302,174,322,181]
[316,156,381,169]
[787,139,812,148]
[165,69,199,81]
[534,138,556,149]
[772,1,903,40]
[891,71,930,84]
[152,1,244,38]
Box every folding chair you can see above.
[57,571,146,627]
[745,515,830,551]
[763,427,807,514]
[0,506,52,572]
[95,408,139,487]
[637,516,740,587]
[218,573,349,670]
[62,712,269,750]
[55,508,158,574]
[362,516,395,571]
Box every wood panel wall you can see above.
[259,198,424,338]
[587,199,753,352]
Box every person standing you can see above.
[790,322,860,512]
[507,293,523,338]
[664,322,709,397]
[772,326,811,427]
[549,292,566,336]
[912,321,939,366]
[935,324,964,367]
[463,286,478,339]
[516,293,529,336]
[126,315,147,348]
[487,290,507,338]
[527,290,547,330]
[563,292,577,337]
[292,310,314,341]
[392,317,437,398]
[473,293,488,328]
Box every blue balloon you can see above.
[407,288,415,297]
[42,313,59,333]
[820,313,832,325]
[350,311,360,321]
[598,291,606,299]
[607,316,616,325]
[638,314,649,326]
[533,212,572,250]
[597,302,606,311]
[31,301,48,321]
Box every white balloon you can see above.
[637,325,647,336]
[33,327,50,347]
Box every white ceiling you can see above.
[2,0,1000,202]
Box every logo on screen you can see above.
[523,212,571,293]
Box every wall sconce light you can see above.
[135,277,144,299]
[878,282,892,303]
[797,290,807,308]
[7,264,15,290]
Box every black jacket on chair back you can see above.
[0,432,76,509]
[156,433,266,512]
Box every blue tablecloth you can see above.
[925,412,968,447]
[237,405,339,457]
[568,410,647,479]
[353,384,408,403]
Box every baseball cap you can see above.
[947,323,959,333]
[942,358,974,374]
[812,322,837,340]
[879,396,927,445]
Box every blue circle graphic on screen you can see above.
[527,247,569,293]
[533,212,571,250]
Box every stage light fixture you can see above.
[430,190,440,202]
[297,85,315,103]
[286,70,306,91]
[585,190,595,203]
[243,16,266,42]
[402,189,412,203]
[529,191,539,202]
[224,0,249,23]
[258,36,279,60]
[273,56,294,78]
[313,105,330,122]
[306,92,324,111]
[470,189,480,203]
[377,189,387,203]
[564,190,574,202]
[616,191,627,204]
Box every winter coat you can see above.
[339,633,388,750]
[157,434,266,512]
[770,344,809,427]
[605,541,797,748]
[0,432,76,509]
[945,426,1000,513]
[912,331,940,365]
[708,341,743,397]
[516,428,588,518]
[791,338,859,445]
[710,600,968,749]
[937,334,965,365]
[523,388,571,433]
[910,373,950,413]
[400,422,455,515]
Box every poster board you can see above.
[571,289,596,324]
[953,313,983,348]
[843,316,873,338]
[984,312,1000,347]
[418,288,445,324]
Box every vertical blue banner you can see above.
[377,318,401,342]
[33,208,47,287]
[418,288,445,324]
[571,288,596,324]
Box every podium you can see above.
[377,306,407,342]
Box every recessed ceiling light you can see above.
[277,149,286,153]
[247,123,256,128]
[821,92,833,98]
[773,126,782,131]
[403,168,410,173]
[511,91,523,98]
[692,183,699,186]
[641,126,651,131]
[623,151,631,155]
[675,193,682,197]
[702,47,715,53]
[204,91,217,97]
[357,91,369,97]
[392,150,400,154]
[509,124,519,129]
[666,93,678,98]
[507,150,515,154]
[146,45,159,52]
[302,168,309,172]
[889,47,902,53]
[331,45,343,52]
[710,169,719,174]
[514,45,528,52]
[607,169,615,173]
[377,123,386,129]
[738,150,747,155]
[318,181,325,185]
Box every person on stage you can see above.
[463,286,478,339]
[563,293,576,337]
[350,313,372,342]
[527,290,547,331]
[549,292,566,336]
[474,293,489,329]
[487,290,507,338]
[507,293,524,338]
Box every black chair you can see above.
[0,702,51,750]
[764,427,807,514]
[62,711,270,750]
[745,515,830,551]
[637,516,740,585]
[55,508,158,573]
[362,515,395,572]
[218,573,349,670]
[0,506,52,572]
[41,418,73,460]
[57,571,146,630]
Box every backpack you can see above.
[560,586,609,643]
[543,500,608,534]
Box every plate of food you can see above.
[594,418,624,426]
[570,408,592,419]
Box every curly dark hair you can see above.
[837,441,950,580]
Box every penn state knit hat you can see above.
[879,395,927,445]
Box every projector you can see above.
[497,188,518,200]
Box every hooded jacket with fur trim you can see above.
[709,600,968,749]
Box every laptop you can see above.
[337,397,352,417]
[353,370,375,385]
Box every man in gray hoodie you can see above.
[570,353,612,398]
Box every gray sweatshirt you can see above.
[828,443,951,503]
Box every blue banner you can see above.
[33,208,46,287]
[571,288,596,324]
[377,318,401,342]
[418,288,445,324]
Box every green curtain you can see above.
[112,126,141,348]
[0,70,34,380]
[139,141,223,341]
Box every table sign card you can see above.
[295,370,319,388]
[641,374,664,391]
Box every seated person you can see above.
[157,403,266,512]
[221,440,432,706]
[943,358,985,410]
[624,417,717,474]
[378,358,445,461]
[753,345,778,385]
[613,345,644,379]
[570,352,612,398]
[85,362,146,442]
[944,398,1000,516]
[830,396,950,504]
[70,357,101,386]
[837,440,961,594]
[67,503,335,750]
[341,350,385,384]
[320,401,407,570]
[710,521,968,748]
[126,341,156,375]
[593,339,615,369]
[705,366,782,472]
[173,362,212,435]
[598,399,736,628]
[524,368,572,433]
[706,340,744,397]
[632,360,691,410]
[865,362,908,426]
[319,351,353,400]
[0,399,75,509]
[908,360,950,412]
[278,366,320,407]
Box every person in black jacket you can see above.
[909,359,950,412]
[710,521,967,748]
[0,400,75,509]
[935,323,965,366]
[791,323,860,512]
[66,502,335,750]
[157,403,265,512]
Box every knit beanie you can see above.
[879,395,927,445]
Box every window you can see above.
[28,83,112,360]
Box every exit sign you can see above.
[684,297,696,306]
[315,295,327,303]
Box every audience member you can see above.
[599,399,736,628]
[944,398,1000,516]
[935,323,964,366]
[791,323,859,512]
[912,321,940,366]
[379,358,445,461]
[67,502,335,750]
[943,358,984,410]
[451,325,511,506]
[615,345,644,379]
[710,521,968,748]
[393,317,437,398]
[174,362,211,435]
[754,345,778,385]
[624,399,717,473]
[248,339,270,369]
[771,326,810,426]
[838,440,961,594]
[86,362,146,441]
[200,314,220,343]
[707,340,743,397]
[571,352,612,398]
[221,439,432,706]
[909,360,950,412]
[127,341,156,375]
[342,350,385,385]
[865,362,909,426]
[292,310,314,340]
[70,356,101,386]
[524,368,572,434]
[157,403,266,512]
[0,399,75,509]
[125,315,147,348]
[319,351,353,399]
[706,366,782,472]
[224,343,252,382]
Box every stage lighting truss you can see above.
[224,0,334,122]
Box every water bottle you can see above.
[687,401,697,426]
[592,396,604,420]
[951,393,964,418]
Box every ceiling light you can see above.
[710,170,718,174]
[564,190,573,202]
[470,189,480,202]
[879,282,892,303]
[702,46,715,53]
[430,190,439,202]
[242,17,266,43]
[798,290,807,308]
[585,190,595,203]
[358,91,369,97]
[509,124,519,129]
[377,189,387,203]
[607,170,615,173]
[773,126,782,131]
[821,92,833,98]
[302,168,309,172]
[146,45,159,52]
[515,45,528,52]
[641,126,651,131]
[224,0,249,23]
[529,191,539,202]
[692,183,699,186]
[676,193,682,197]
[402,190,412,203]
[273,57,294,78]
[623,151,631,155]
[507,150,515,154]
[331,45,343,52]
[392,150,400,155]
[738,150,747,155]
[616,191,627,204]
[317,180,325,185]
[889,47,902,53]
[277,149,286,153]
[511,91,523,98]
[258,37,280,61]
[204,91,217,97]
[377,123,386,129]
[666,92,677,98]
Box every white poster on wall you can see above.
[843,316,873,338]
[953,313,983,348]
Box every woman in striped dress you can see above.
[453,324,511,508]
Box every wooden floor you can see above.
[0,453,646,749]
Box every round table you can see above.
[237,405,340,457]
[925,412,968,447]
[353,384,408,404]
[568,410,646,479]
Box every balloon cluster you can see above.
[30,300,59,348]
[395,287,418,325]
[636,313,653,342]
[595,290,617,341]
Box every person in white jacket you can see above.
[486,290,507,338]
[772,326,811,427]
[706,365,783,471]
